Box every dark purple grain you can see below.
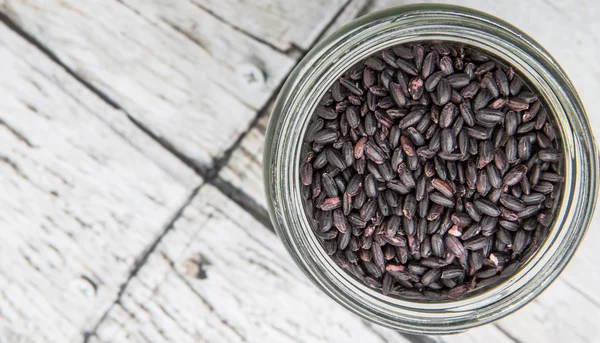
[303,42,564,299]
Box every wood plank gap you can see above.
[206,5,449,341]
[0,0,334,184]
[0,12,121,110]
[0,9,213,178]
[203,94,278,181]
[101,0,295,178]
[123,114,210,175]
[111,0,264,112]
[562,279,600,309]
[494,325,523,343]
[160,20,258,109]
[183,0,304,55]
[355,0,375,17]
[0,117,35,148]
[210,176,272,229]
[402,334,443,343]
[0,0,358,190]
[208,0,363,180]
[314,0,355,43]
[82,184,205,342]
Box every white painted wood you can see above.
[0,22,201,342]
[558,210,600,305]
[91,185,412,343]
[191,0,348,51]
[116,0,296,110]
[219,112,270,212]
[496,278,600,343]
[321,0,371,38]
[442,326,514,343]
[0,0,317,168]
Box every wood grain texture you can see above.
[218,112,270,214]
[116,0,295,110]
[0,0,337,168]
[442,326,514,343]
[89,185,412,343]
[496,277,600,343]
[0,22,201,342]
[557,211,600,305]
[320,0,372,39]
[190,0,348,51]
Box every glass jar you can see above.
[264,4,598,334]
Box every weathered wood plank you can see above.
[0,0,347,169]
[0,21,201,342]
[91,185,412,343]
[218,111,270,214]
[442,326,514,343]
[557,211,600,305]
[191,0,348,51]
[496,277,600,343]
[115,0,295,109]
[320,0,372,39]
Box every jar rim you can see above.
[265,4,599,334]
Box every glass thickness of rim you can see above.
[264,4,598,334]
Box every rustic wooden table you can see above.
[0,0,598,342]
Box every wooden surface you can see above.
[0,0,598,342]
[0,18,201,342]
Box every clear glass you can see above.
[264,4,598,334]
